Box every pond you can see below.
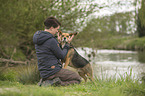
[76,47,145,80]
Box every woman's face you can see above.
[51,26,60,35]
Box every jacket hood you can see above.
[33,31,53,45]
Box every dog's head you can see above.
[58,30,78,43]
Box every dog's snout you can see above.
[64,37,66,40]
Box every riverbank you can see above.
[100,36,145,51]
[74,35,145,51]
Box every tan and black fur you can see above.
[58,30,94,82]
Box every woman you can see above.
[33,17,81,86]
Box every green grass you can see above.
[0,79,145,96]
[0,74,145,96]
[0,65,145,96]
[16,64,40,84]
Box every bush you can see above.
[17,64,40,84]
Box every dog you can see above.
[58,30,94,82]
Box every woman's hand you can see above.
[67,35,74,44]
[57,32,61,43]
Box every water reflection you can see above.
[76,48,145,80]
[138,51,145,63]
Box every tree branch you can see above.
[0,58,28,65]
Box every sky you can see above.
[91,0,141,17]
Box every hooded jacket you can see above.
[33,31,70,79]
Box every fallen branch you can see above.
[0,58,28,65]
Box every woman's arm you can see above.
[50,38,70,60]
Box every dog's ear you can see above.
[58,30,62,35]
[70,32,78,36]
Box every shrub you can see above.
[17,64,40,84]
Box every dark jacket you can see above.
[33,31,70,79]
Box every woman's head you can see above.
[44,17,61,35]
[44,17,61,29]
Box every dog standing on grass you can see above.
[58,30,94,82]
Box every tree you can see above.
[73,11,135,47]
[137,0,145,37]
[0,0,98,60]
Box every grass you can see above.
[16,64,40,84]
[0,66,145,96]
[0,64,40,84]
[0,78,145,96]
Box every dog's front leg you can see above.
[63,57,70,69]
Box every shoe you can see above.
[52,77,61,86]
[41,80,53,86]
[41,77,61,87]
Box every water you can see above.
[76,47,145,80]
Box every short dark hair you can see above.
[44,17,61,29]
